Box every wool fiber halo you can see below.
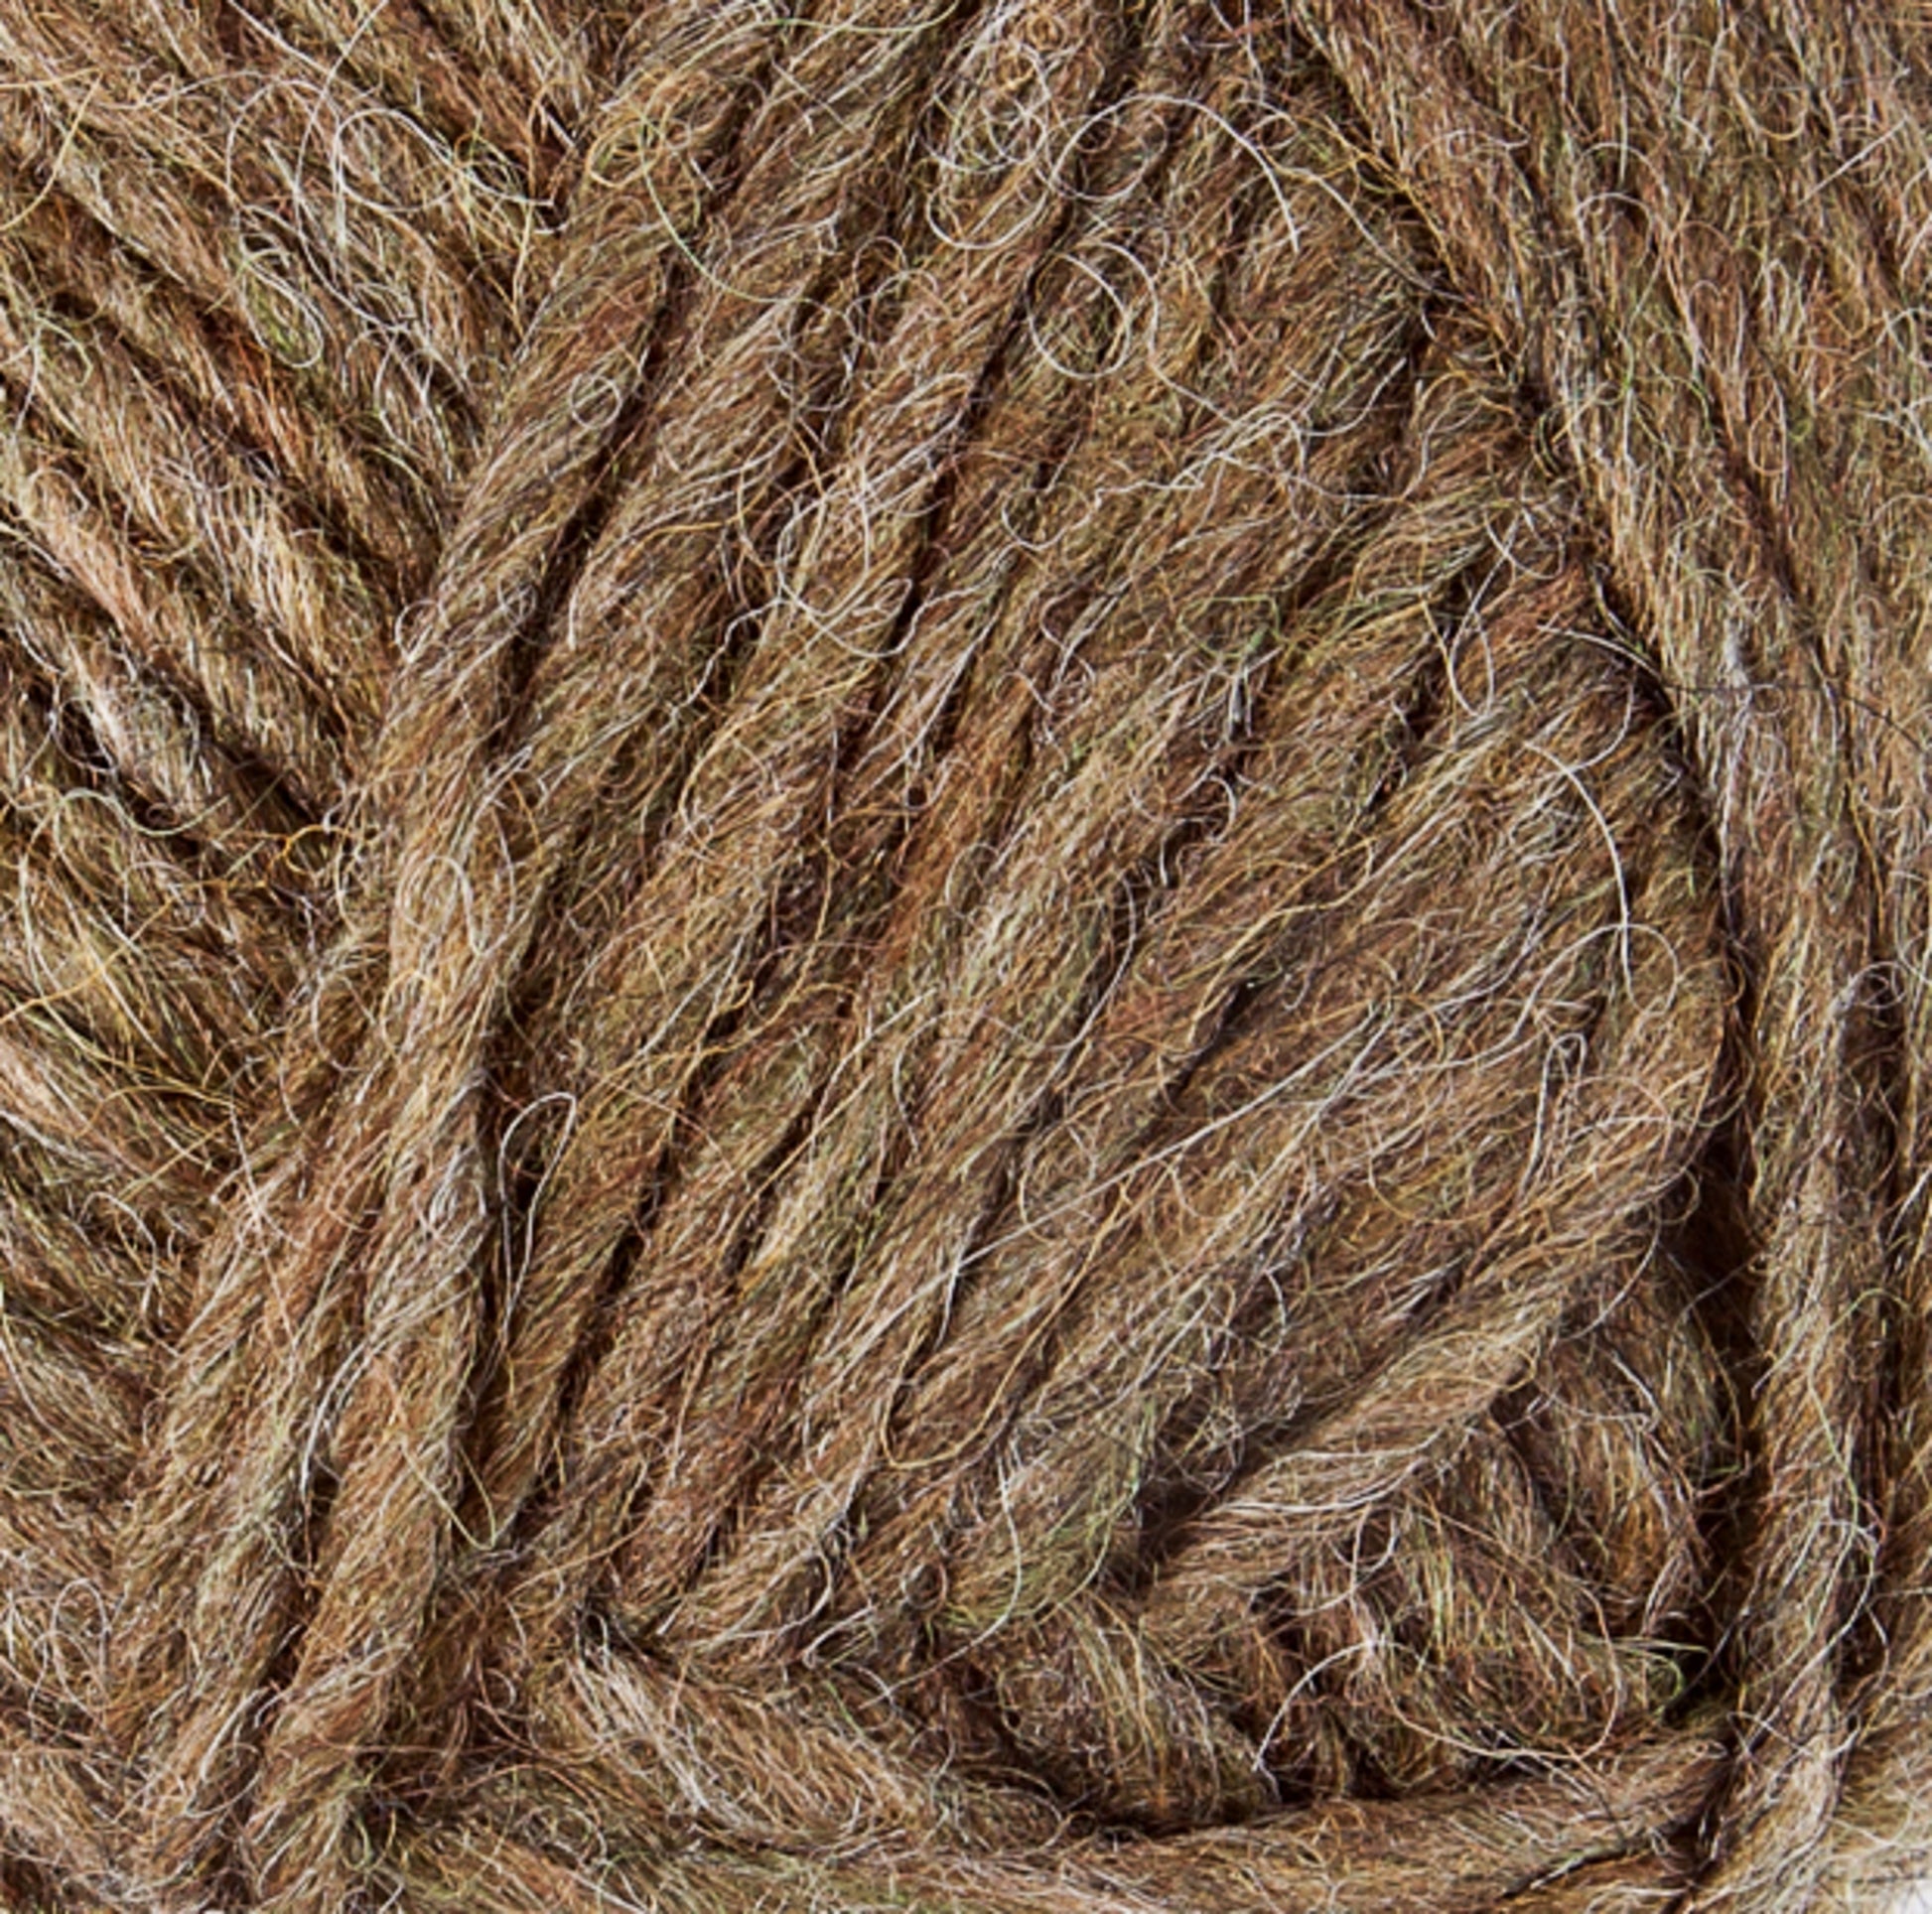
[0,2,1926,1911]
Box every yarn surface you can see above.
[0,2,1927,1908]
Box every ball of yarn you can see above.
[0,2,1926,1909]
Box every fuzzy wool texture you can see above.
[0,1,1926,1909]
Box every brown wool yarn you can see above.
[0,1,1927,1908]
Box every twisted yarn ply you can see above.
[0,3,1927,1909]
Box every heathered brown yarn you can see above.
[0,0,1926,1907]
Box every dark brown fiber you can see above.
[0,1,1927,1908]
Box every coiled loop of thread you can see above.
[0,2,1923,1911]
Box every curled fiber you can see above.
[0,1,1927,1908]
